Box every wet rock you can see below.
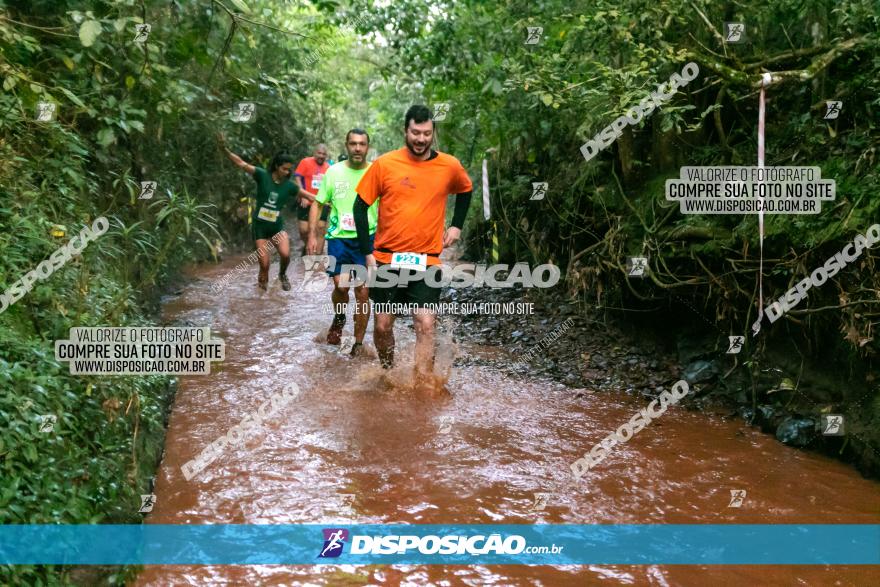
[776,417,816,447]
[739,406,756,423]
[511,330,524,339]
[682,360,718,384]
[755,404,778,432]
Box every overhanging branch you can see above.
[684,35,877,88]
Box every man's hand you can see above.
[307,234,318,256]
[299,190,317,207]
[442,226,461,248]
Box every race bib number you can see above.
[257,207,279,222]
[390,252,427,272]
[340,213,356,231]
[311,174,324,190]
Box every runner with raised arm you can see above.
[218,133,316,290]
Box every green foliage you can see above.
[344,0,879,353]
[0,0,331,582]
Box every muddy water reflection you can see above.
[135,254,880,586]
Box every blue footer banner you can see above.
[0,524,877,565]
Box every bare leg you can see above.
[353,284,370,344]
[297,220,309,256]
[374,312,396,368]
[317,220,328,254]
[327,275,350,345]
[412,309,436,378]
[274,231,291,277]
[255,239,271,288]
[331,278,350,309]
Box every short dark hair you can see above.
[269,152,295,173]
[345,128,370,144]
[404,105,434,131]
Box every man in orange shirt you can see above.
[354,105,473,382]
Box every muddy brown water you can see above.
[135,252,880,586]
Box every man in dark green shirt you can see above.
[219,134,316,290]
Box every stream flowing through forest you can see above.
[135,252,880,586]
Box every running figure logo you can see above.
[432,102,450,121]
[438,415,454,434]
[300,255,335,292]
[232,102,256,123]
[724,23,745,43]
[318,528,349,558]
[728,489,746,508]
[821,414,844,436]
[530,182,547,201]
[133,23,151,43]
[627,256,648,277]
[727,336,744,354]
[824,101,842,120]
[38,414,56,433]
[525,26,543,45]
[529,492,550,512]
[138,494,156,513]
[139,181,157,200]
[36,102,56,122]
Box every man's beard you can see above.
[405,137,430,157]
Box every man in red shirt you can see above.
[294,144,329,255]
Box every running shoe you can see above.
[350,342,363,357]
[279,274,291,291]
[327,314,346,345]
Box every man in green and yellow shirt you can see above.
[307,129,378,354]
